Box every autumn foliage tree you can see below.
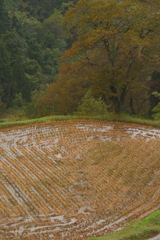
[43,0,160,114]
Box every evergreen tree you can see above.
[0,0,76,112]
[0,40,12,105]
[13,55,31,102]
[0,0,9,35]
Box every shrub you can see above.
[75,90,108,116]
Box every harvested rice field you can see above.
[0,120,160,240]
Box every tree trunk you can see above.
[110,85,127,114]
[130,97,135,114]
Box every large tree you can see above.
[45,0,160,114]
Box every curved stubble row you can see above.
[0,121,160,239]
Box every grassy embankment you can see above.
[89,211,160,240]
[0,113,160,129]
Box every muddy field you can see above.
[0,120,160,239]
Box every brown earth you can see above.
[0,120,160,240]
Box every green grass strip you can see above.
[0,115,80,129]
[89,211,160,240]
[0,114,160,129]
[94,114,160,128]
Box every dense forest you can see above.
[0,0,160,119]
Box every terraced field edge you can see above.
[0,114,160,129]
